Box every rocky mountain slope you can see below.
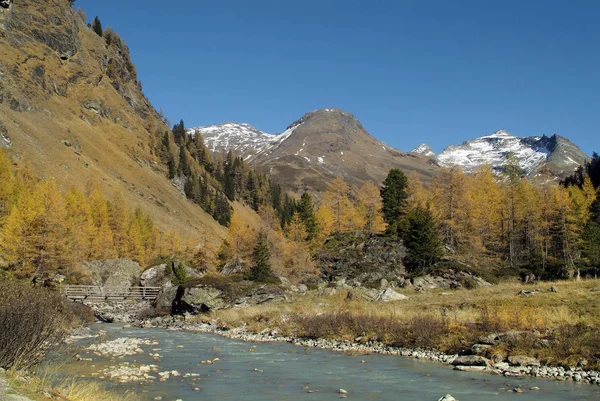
[0,0,225,240]
[412,130,588,180]
[191,109,439,192]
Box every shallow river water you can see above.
[53,324,600,401]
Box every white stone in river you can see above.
[338,388,348,394]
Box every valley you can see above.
[0,1,599,401]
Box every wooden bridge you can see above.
[63,285,161,302]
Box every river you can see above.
[49,324,600,401]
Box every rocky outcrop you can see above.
[81,259,141,287]
[317,232,406,286]
[346,287,408,302]
[0,121,10,148]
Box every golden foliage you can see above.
[0,150,187,280]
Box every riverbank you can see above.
[106,279,600,386]
[124,315,600,386]
[0,367,139,401]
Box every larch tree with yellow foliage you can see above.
[356,182,385,232]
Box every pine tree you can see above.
[297,192,318,240]
[92,16,103,37]
[246,231,274,282]
[402,205,443,274]
[380,169,409,235]
[213,192,231,226]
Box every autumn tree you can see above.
[356,182,384,232]
[64,188,95,268]
[431,167,473,251]
[0,149,15,224]
[318,177,362,235]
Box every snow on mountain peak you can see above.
[411,144,436,157]
[188,121,303,160]
[437,130,551,175]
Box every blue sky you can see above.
[76,0,599,155]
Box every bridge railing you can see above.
[63,285,161,301]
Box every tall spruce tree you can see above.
[402,205,443,274]
[380,169,409,235]
[247,231,274,282]
[297,192,318,240]
[92,16,103,37]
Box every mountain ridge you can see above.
[190,109,439,193]
[411,130,588,180]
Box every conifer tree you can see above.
[380,169,409,235]
[247,230,274,282]
[92,16,103,37]
[297,192,318,240]
[213,192,232,226]
[402,205,443,274]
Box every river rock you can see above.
[438,395,458,401]
[508,355,540,367]
[451,355,490,366]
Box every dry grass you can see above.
[205,279,600,368]
[5,368,139,401]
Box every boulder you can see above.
[81,259,141,287]
[451,355,490,366]
[153,281,176,314]
[377,288,408,302]
[221,257,245,275]
[317,232,406,285]
[0,121,11,149]
[470,343,492,356]
[318,287,337,297]
[182,286,228,310]
[141,262,202,287]
[508,355,540,367]
[413,274,453,290]
[140,264,167,287]
[234,285,287,307]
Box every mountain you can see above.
[0,0,225,240]
[191,109,439,192]
[412,130,588,180]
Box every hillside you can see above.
[191,108,439,193]
[412,130,589,180]
[0,0,225,241]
